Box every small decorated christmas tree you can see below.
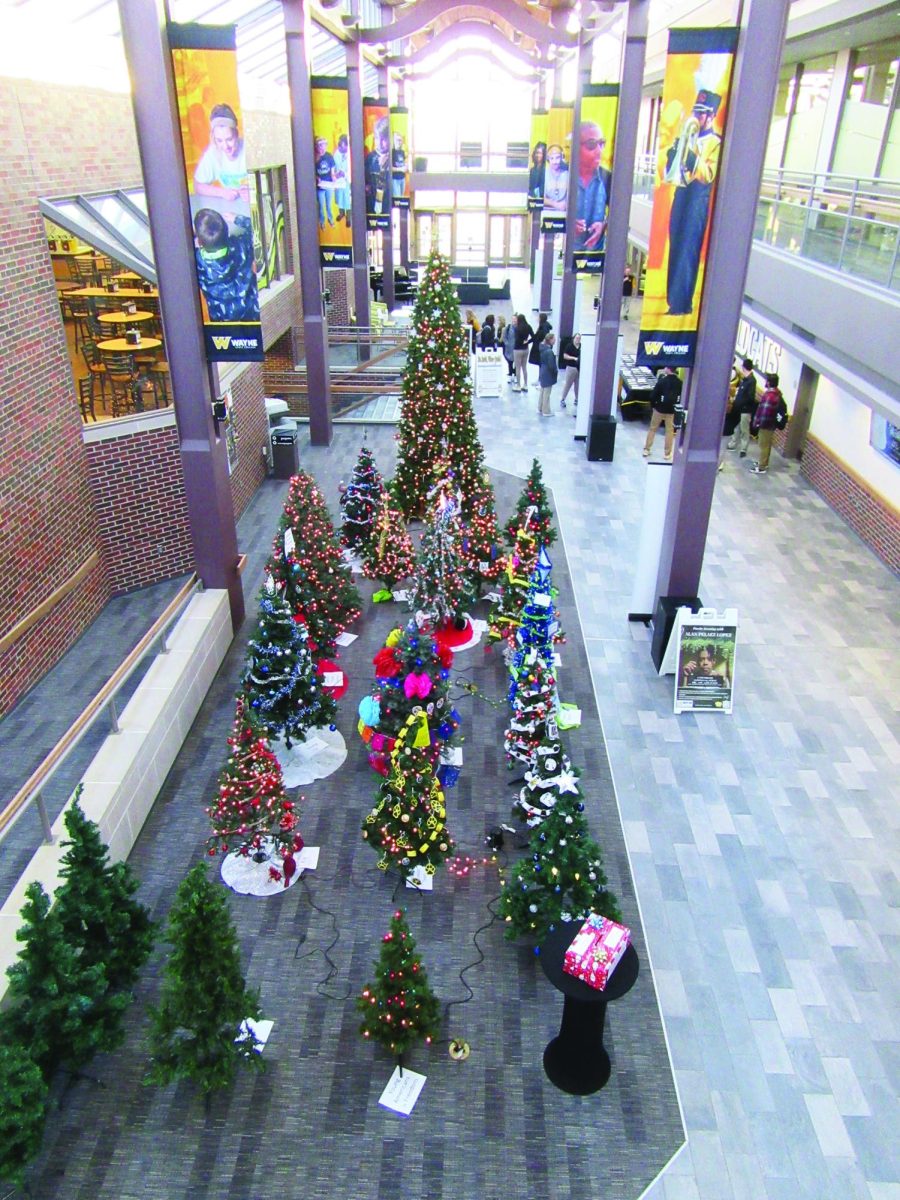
[0,1041,47,1192]
[392,246,487,517]
[500,790,622,945]
[358,621,461,777]
[55,790,155,993]
[241,575,336,747]
[462,470,502,602]
[340,442,384,551]
[488,527,539,649]
[147,863,263,1098]
[408,483,469,628]
[206,695,304,864]
[504,458,557,547]
[504,656,559,770]
[363,488,416,594]
[269,471,362,652]
[358,909,440,1059]
[512,738,577,825]
[362,712,454,878]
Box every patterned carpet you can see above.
[24,425,682,1200]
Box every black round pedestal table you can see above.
[539,921,639,1095]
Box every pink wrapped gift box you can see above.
[562,914,631,991]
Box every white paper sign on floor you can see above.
[296,735,328,760]
[405,865,433,891]
[335,631,358,647]
[322,671,344,688]
[237,1017,274,1053]
[440,746,463,766]
[297,846,319,871]
[378,1066,426,1116]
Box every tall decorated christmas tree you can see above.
[504,655,559,770]
[392,247,486,517]
[462,469,502,602]
[488,527,539,650]
[358,621,461,777]
[512,738,576,826]
[505,545,565,734]
[500,783,622,945]
[504,458,558,547]
[408,483,469,629]
[363,488,416,595]
[207,695,304,862]
[362,712,453,878]
[241,575,336,747]
[358,909,440,1060]
[269,471,361,652]
[147,863,263,1098]
[340,442,384,551]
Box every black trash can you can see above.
[271,425,299,480]
[587,414,617,462]
[650,594,703,672]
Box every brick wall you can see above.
[83,419,193,592]
[801,435,900,575]
[325,268,352,325]
[227,367,268,521]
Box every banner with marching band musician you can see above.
[363,98,391,230]
[311,77,352,266]
[541,103,574,233]
[390,106,410,209]
[636,28,738,369]
[527,110,549,211]
[569,84,619,275]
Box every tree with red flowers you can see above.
[504,458,557,547]
[363,488,416,594]
[358,909,440,1060]
[206,695,304,864]
[269,471,361,652]
[340,442,383,551]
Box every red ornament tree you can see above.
[504,458,558,547]
[462,470,502,601]
[363,489,416,593]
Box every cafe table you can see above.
[112,271,142,281]
[96,337,162,354]
[69,286,159,300]
[97,310,156,332]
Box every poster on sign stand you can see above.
[671,608,738,714]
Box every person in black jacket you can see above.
[727,358,758,457]
[528,312,551,388]
[512,313,533,392]
[479,314,496,350]
[642,366,682,460]
[558,333,581,410]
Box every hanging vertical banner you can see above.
[170,22,263,362]
[390,106,410,209]
[637,27,738,368]
[527,110,549,210]
[569,84,619,275]
[363,98,391,231]
[541,103,574,233]
[311,77,353,266]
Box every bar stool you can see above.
[151,361,171,407]
[77,377,97,422]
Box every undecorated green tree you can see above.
[147,863,263,1099]
[0,1040,48,1192]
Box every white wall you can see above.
[809,375,900,507]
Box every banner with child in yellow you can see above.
[312,78,353,266]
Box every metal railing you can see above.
[0,574,201,848]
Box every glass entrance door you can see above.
[455,212,486,265]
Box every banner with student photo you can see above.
[363,98,391,231]
[390,106,410,209]
[170,22,263,362]
[569,84,619,275]
[311,77,352,266]
[527,110,549,211]
[541,103,574,233]
[636,27,738,370]
[674,617,737,714]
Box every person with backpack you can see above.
[479,314,496,350]
[750,372,787,474]
[727,358,758,457]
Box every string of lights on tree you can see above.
[339,442,384,552]
[357,909,440,1059]
[363,487,416,594]
[504,458,558,548]
[488,526,539,650]
[461,469,502,602]
[408,481,469,630]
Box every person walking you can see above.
[512,313,533,392]
[529,312,551,388]
[727,357,757,457]
[642,365,682,460]
[750,372,783,474]
[501,316,516,378]
[538,333,558,416]
[622,267,634,318]
[559,333,581,410]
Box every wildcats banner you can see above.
[541,103,574,233]
[390,106,410,209]
[527,110,549,211]
[569,84,619,275]
[363,99,390,231]
[170,22,263,362]
[312,77,352,266]
[637,27,738,368]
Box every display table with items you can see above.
[618,354,657,421]
[474,349,504,398]
[539,918,639,1094]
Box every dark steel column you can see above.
[117,0,244,631]
[590,0,649,426]
[558,34,593,339]
[655,0,792,600]
[284,0,333,446]
[346,37,371,337]
[379,62,396,311]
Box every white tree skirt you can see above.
[271,724,347,786]
[221,840,301,897]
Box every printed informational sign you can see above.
[311,77,352,266]
[527,109,549,211]
[541,103,574,234]
[637,27,738,370]
[674,610,737,714]
[170,22,263,362]
[363,98,391,231]
[390,106,410,210]
[569,84,619,274]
